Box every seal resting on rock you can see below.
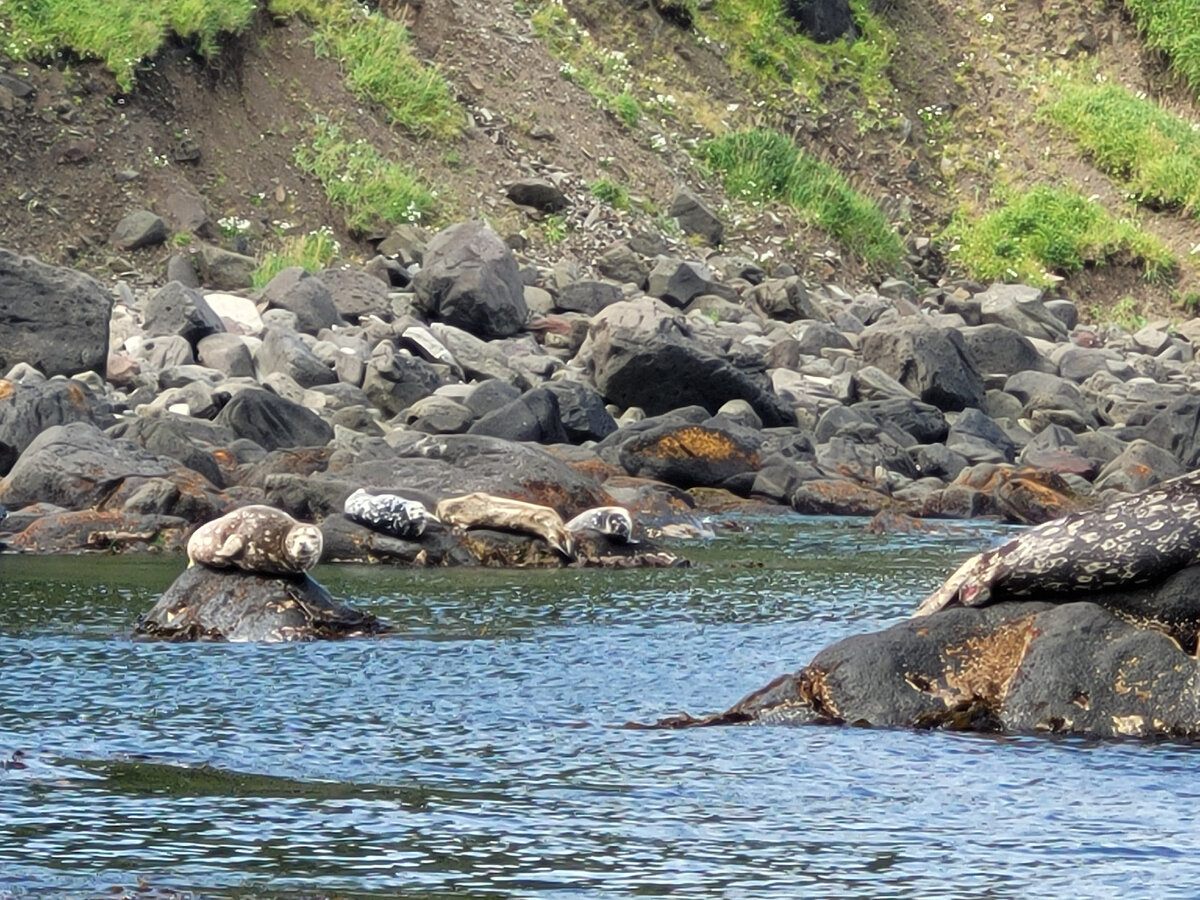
[344,488,438,539]
[187,505,323,576]
[564,506,636,543]
[915,469,1200,617]
[435,492,575,559]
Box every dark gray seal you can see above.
[344,488,437,540]
[187,505,323,576]
[915,469,1200,617]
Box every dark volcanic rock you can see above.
[617,422,761,489]
[541,380,618,442]
[860,320,985,412]
[10,509,190,553]
[412,221,528,338]
[255,327,337,388]
[468,386,569,444]
[133,565,390,641]
[316,266,392,321]
[215,388,334,451]
[783,0,855,42]
[0,249,113,377]
[143,281,225,345]
[0,376,115,475]
[261,267,345,335]
[659,566,1200,739]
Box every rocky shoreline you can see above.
[2,215,1199,565]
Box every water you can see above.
[2,515,1199,898]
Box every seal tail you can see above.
[913,551,988,617]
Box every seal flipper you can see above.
[913,550,994,617]
[212,533,247,565]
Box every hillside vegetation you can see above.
[1,0,1200,320]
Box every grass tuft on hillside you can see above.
[2,0,256,90]
[699,128,903,267]
[1044,81,1200,215]
[1123,0,1200,98]
[946,185,1175,287]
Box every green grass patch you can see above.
[946,185,1175,287]
[294,119,435,233]
[1123,0,1200,98]
[590,178,629,210]
[252,227,341,288]
[699,0,895,111]
[2,0,256,91]
[1044,81,1200,214]
[698,128,903,266]
[270,0,462,139]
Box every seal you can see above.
[187,505,324,576]
[435,492,575,558]
[564,506,636,543]
[344,488,437,540]
[914,469,1200,617]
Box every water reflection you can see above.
[3,516,1200,897]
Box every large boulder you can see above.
[617,422,761,489]
[214,388,334,451]
[860,320,985,412]
[467,387,569,444]
[582,298,795,427]
[260,267,345,334]
[143,281,226,345]
[412,221,528,338]
[133,566,390,642]
[659,567,1200,739]
[783,0,855,42]
[0,377,115,475]
[0,249,113,377]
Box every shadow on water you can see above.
[5,515,1200,897]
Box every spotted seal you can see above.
[914,469,1200,617]
[435,492,575,559]
[344,488,438,540]
[564,506,636,543]
[187,505,323,576]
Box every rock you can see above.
[195,244,256,290]
[0,249,113,377]
[412,221,528,339]
[0,421,219,519]
[541,380,618,442]
[617,422,760,489]
[468,387,569,444]
[959,324,1050,376]
[1142,395,1200,468]
[976,283,1068,342]
[506,178,568,212]
[361,340,444,417]
[668,188,723,245]
[430,323,529,388]
[261,268,345,334]
[165,253,200,287]
[316,266,391,322]
[556,279,623,316]
[112,210,167,250]
[852,397,948,445]
[597,241,649,286]
[203,292,263,336]
[783,0,855,42]
[256,327,337,388]
[583,298,795,427]
[646,257,724,308]
[860,320,985,412]
[143,281,226,345]
[789,479,893,516]
[214,388,334,451]
[404,395,476,434]
[0,377,115,474]
[133,565,390,641]
[1094,438,1186,493]
[9,509,190,553]
[672,568,1200,738]
[196,333,256,377]
[1003,370,1095,426]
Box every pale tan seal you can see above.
[187,505,323,576]
[435,492,575,558]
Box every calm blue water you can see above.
[2,515,1198,898]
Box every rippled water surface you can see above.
[3,515,1200,898]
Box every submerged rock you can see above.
[134,565,391,642]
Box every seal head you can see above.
[564,506,636,543]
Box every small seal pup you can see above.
[435,492,575,559]
[187,505,323,576]
[344,488,438,540]
[914,469,1200,617]
[564,506,636,543]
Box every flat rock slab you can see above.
[133,565,391,642]
[652,566,1200,740]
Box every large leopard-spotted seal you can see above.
[914,469,1200,617]
[187,505,324,576]
[435,492,575,559]
[564,506,636,543]
[344,488,437,540]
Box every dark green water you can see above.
[2,515,1199,898]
